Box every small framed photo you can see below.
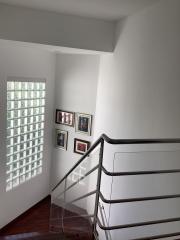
[75,113,92,135]
[56,129,68,150]
[74,138,90,155]
[56,109,74,127]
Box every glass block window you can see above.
[6,81,46,191]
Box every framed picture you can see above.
[75,113,92,135]
[55,109,74,127]
[56,129,68,150]
[74,138,90,155]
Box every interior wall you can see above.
[93,0,180,239]
[0,40,55,228]
[50,53,100,207]
[0,3,115,52]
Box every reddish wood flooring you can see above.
[0,196,93,240]
[0,196,51,236]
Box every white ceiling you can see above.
[0,0,159,21]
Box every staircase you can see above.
[1,134,180,239]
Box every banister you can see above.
[102,166,180,176]
[50,133,180,239]
[131,232,180,240]
[99,192,180,204]
[101,134,180,145]
[52,134,180,192]
[97,216,180,230]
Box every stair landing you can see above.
[0,196,93,240]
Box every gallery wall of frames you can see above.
[55,109,92,155]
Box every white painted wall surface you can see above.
[51,53,99,208]
[0,40,55,228]
[93,0,180,239]
[0,3,115,52]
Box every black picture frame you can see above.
[55,109,74,127]
[75,113,92,135]
[74,138,90,155]
[56,129,68,150]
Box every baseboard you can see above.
[0,195,51,234]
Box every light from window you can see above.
[6,81,46,191]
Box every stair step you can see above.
[0,232,66,240]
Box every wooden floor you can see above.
[0,196,93,240]
[0,196,51,236]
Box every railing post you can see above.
[93,138,104,238]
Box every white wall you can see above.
[0,40,55,228]
[51,53,100,208]
[0,3,115,52]
[93,0,180,239]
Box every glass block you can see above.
[33,91,38,99]
[14,110,18,118]
[7,146,13,155]
[26,149,30,156]
[23,82,28,90]
[13,154,17,161]
[37,167,42,175]
[7,101,11,110]
[13,162,18,169]
[14,91,21,100]
[6,81,45,191]
[31,169,37,177]
[30,116,33,123]
[27,82,33,90]
[7,82,14,91]
[26,172,31,180]
[33,108,37,115]
[40,83,45,90]
[20,151,24,159]
[26,158,30,164]
[17,110,20,118]
[7,120,12,128]
[7,164,12,173]
[40,98,45,106]
[7,156,13,165]
[12,178,19,187]
[7,138,11,147]
[7,172,13,182]
[19,160,24,167]
[14,128,20,136]
[6,181,12,191]
[35,83,39,90]
[37,152,40,159]
[7,92,13,100]
[14,119,19,127]
[37,160,41,166]
[14,82,21,90]
[19,175,25,183]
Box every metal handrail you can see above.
[99,192,180,204]
[51,134,180,239]
[97,216,180,230]
[102,166,180,176]
[52,134,180,192]
[131,231,180,240]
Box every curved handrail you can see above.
[52,134,180,192]
[101,134,180,145]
